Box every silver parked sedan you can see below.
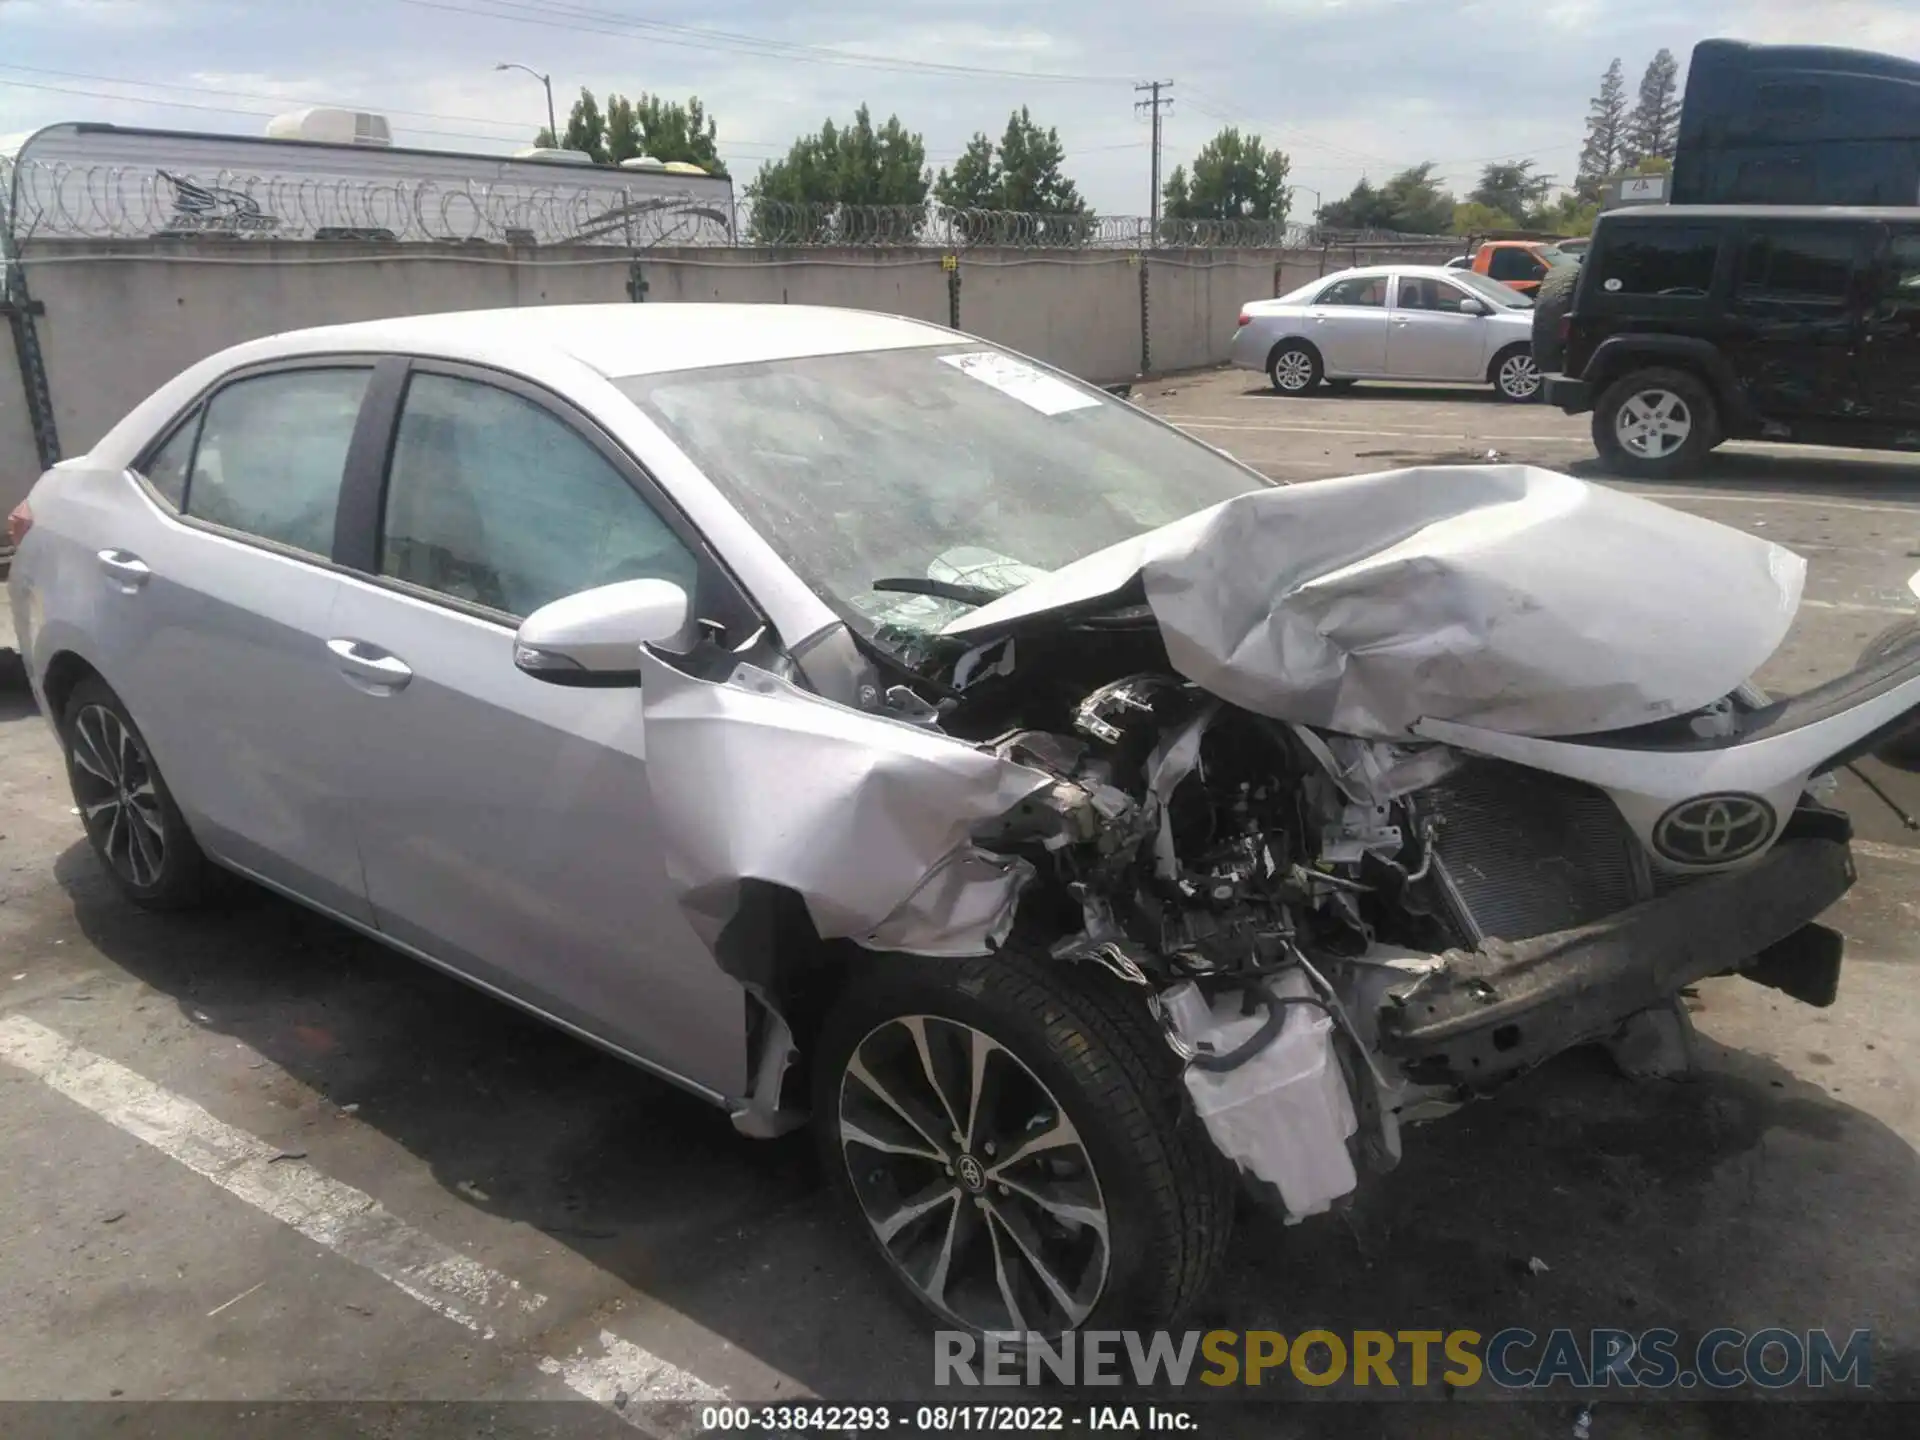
[10,305,1915,1340]
[1230,264,1543,400]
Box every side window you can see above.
[1737,225,1863,308]
[1487,248,1537,282]
[1873,228,1920,322]
[1314,275,1387,308]
[380,372,699,619]
[1591,226,1720,298]
[137,409,202,511]
[185,368,371,556]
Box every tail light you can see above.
[1237,310,1251,326]
[4,499,28,549]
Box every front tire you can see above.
[1592,367,1716,478]
[60,675,217,909]
[814,949,1234,1336]
[1267,341,1322,396]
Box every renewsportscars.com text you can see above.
[935,1328,1873,1391]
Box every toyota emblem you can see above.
[1652,794,1776,865]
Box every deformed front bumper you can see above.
[1377,834,1856,1086]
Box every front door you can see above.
[1860,223,1920,426]
[327,364,751,1098]
[1386,275,1487,380]
[105,363,377,921]
[1724,220,1873,422]
[1484,245,1548,295]
[1304,273,1390,374]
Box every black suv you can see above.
[1541,205,1920,477]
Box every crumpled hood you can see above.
[945,464,1805,740]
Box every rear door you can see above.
[1386,274,1488,380]
[1860,221,1920,425]
[103,359,387,920]
[1724,219,1874,422]
[1303,273,1390,374]
[325,361,757,1098]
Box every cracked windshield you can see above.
[618,344,1267,646]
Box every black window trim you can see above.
[127,352,392,574]
[334,355,767,644]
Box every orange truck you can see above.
[1457,239,1579,296]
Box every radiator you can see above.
[1419,760,1650,943]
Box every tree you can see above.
[1469,160,1555,226]
[1623,48,1682,165]
[1536,191,1600,237]
[1453,200,1520,235]
[538,90,727,174]
[1160,127,1290,225]
[1318,162,1453,234]
[932,109,1089,243]
[747,106,930,242]
[1575,59,1629,201]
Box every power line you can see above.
[0,70,1149,165]
[386,0,1136,86]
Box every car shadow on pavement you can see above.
[46,837,1920,1416]
[0,648,38,723]
[1236,383,1510,406]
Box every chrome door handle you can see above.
[327,638,413,691]
[97,549,151,589]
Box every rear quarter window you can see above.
[1591,225,1722,298]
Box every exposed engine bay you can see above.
[635,469,1916,1223]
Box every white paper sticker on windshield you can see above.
[940,351,1102,417]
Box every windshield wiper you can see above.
[870,576,1005,607]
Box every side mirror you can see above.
[513,578,693,685]
[1457,298,1491,316]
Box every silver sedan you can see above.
[1230,264,1544,401]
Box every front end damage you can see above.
[640,466,1920,1220]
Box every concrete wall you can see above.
[5,238,1312,485]
[0,326,37,520]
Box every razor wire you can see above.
[2,158,1345,251]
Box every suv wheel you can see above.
[815,949,1235,1335]
[1592,368,1716,478]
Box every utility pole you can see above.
[1134,80,1173,242]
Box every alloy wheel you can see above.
[1614,388,1692,458]
[1498,352,1541,400]
[68,704,167,888]
[837,1014,1111,1333]
[1271,350,1315,392]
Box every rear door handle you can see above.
[327,637,413,692]
[97,549,151,589]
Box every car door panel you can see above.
[1724,221,1871,422]
[1861,224,1920,423]
[330,366,750,1098]
[1387,276,1487,380]
[1304,275,1390,373]
[109,364,379,921]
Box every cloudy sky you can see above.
[4,0,1919,215]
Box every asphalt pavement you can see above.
[1,371,1917,1439]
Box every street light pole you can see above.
[496,62,556,144]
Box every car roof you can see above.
[1601,204,1920,223]
[1309,264,1478,282]
[246,303,960,378]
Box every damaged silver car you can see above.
[11,304,1920,1338]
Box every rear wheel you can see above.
[60,676,217,909]
[814,949,1234,1335]
[1267,341,1322,396]
[1592,367,1717,479]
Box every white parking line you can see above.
[1802,598,1915,616]
[0,1013,728,1426]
